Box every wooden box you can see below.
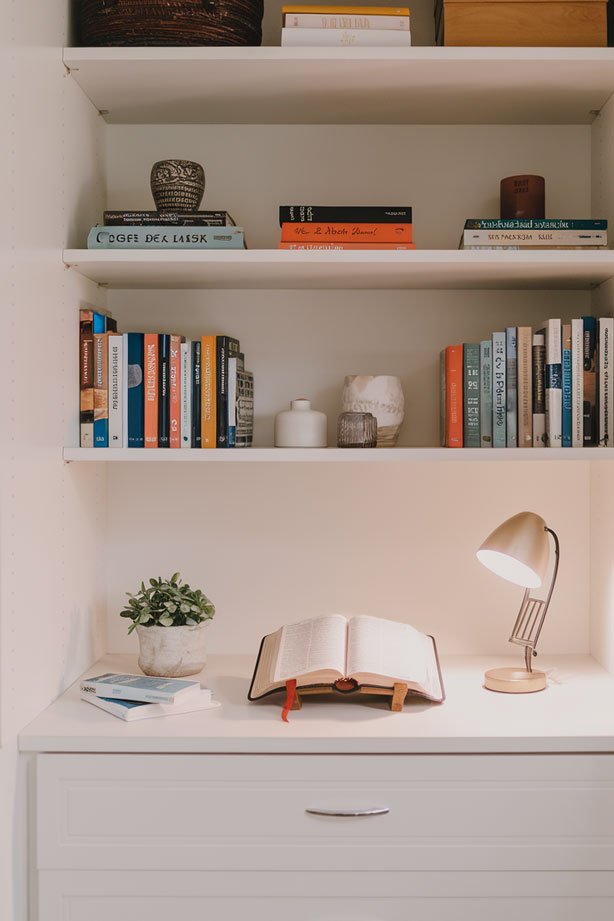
[441,0,606,46]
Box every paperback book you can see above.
[81,689,220,721]
[80,673,202,704]
[87,226,246,249]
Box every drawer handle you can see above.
[305,807,389,817]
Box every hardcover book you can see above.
[463,343,480,447]
[125,332,145,448]
[81,688,219,721]
[544,319,562,448]
[562,323,572,448]
[216,336,241,448]
[505,327,517,448]
[278,242,416,250]
[517,326,533,447]
[248,614,444,703]
[464,218,607,231]
[103,210,235,227]
[79,309,95,448]
[80,673,202,704]
[280,222,412,243]
[279,205,412,224]
[108,333,123,448]
[284,12,410,28]
[87,226,245,249]
[462,229,606,246]
[442,345,463,447]
[281,26,411,44]
[572,318,584,447]
[158,334,171,448]
[532,332,546,447]
[492,332,506,448]
[93,331,109,447]
[169,335,182,449]
[479,340,492,447]
[181,340,192,448]
[599,317,613,446]
[228,352,245,448]
[200,335,217,448]
[144,333,159,448]
[583,316,598,446]
[236,369,254,448]
[192,340,202,449]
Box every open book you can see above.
[248,614,444,703]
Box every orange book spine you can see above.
[144,333,159,448]
[279,242,416,250]
[169,335,182,448]
[446,345,463,448]
[201,335,217,448]
[280,222,412,243]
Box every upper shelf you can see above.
[63,47,614,125]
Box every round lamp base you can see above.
[484,667,547,694]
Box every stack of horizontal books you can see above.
[281,4,411,46]
[278,205,415,250]
[80,672,220,722]
[460,218,608,250]
[87,209,246,249]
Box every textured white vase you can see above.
[136,623,208,677]
[342,375,405,447]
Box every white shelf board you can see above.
[63,249,614,290]
[19,652,614,754]
[63,47,614,125]
[63,447,612,462]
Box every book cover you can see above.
[236,369,254,448]
[158,334,171,448]
[228,353,245,448]
[103,210,235,227]
[284,12,410,29]
[583,316,598,446]
[464,218,607,231]
[93,332,109,447]
[108,333,123,448]
[571,318,584,448]
[599,317,614,446]
[169,335,182,449]
[80,672,202,704]
[532,332,546,447]
[492,332,506,448]
[278,242,415,250]
[200,335,217,448]
[463,343,480,448]
[87,226,246,249]
[79,309,94,448]
[479,340,492,447]
[181,340,192,448]
[192,340,202,448]
[216,336,241,448]
[279,205,412,224]
[544,319,562,448]
[144,333,159,448]
[281,25,411,44]
[125,333,145,448]
[517,326,532,448]
[280,222,412,243]
[562,323,572,448]
[505,327,517,448]
[80,689,218,721]
[444,345,463,448]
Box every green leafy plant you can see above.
[120,573,215,634]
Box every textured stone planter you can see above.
[136,623,208,677]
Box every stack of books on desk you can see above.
[278,205,415,250]
[460,218,608,250]
[281,4,411,46]
[80,672,220,721]
[87,209,246,249]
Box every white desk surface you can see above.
[18,652,614,754]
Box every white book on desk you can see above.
[81,688,219,721]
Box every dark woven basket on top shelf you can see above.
[76,0,264,46]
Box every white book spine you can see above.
[281,26,411,46]
[545,318,562,448]
[181,341,192,448]
[571,318,584,447]
[599,317,614,446]
[284,13,410,30]
[108,334,123,448]
[463,229,607,246]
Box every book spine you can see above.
[599,317,614,446]
[169,335,182,448]
[227,354,244,448]
[445,345,463,448]
[88,227,245,249]
[562,324,572,448]
[516,326,533,448]
[583,316,598,446]
[282,5,411,14]
[463,229,606,245]
[492,332,506,448]
[280,222,412,243]
[181,341,192,448]
[479,340,492,447]
[93,332,109,447]
[278,242,416,250]
[463,343,480,448]
[532,332,546,447]
[108,333,123,448]
[216,336,241,448]
[571,318,584,448]
[158,334,171,448]
[281,26,412,45]
[279,205,412,224]
[440,349,447,447]
[79,309,94,448]
[465,219,607,231]
[545,319,562,448]
[284,12,410,28]
[121,333,129,450]
[126,333,144,448]
[192,340,202,448]
[236,370,254,448]
[144,333,159,448]
[201,335,217,448]
[505,327,517,448]
[103,210,232,226]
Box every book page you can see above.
[347,615,441,698]
[273,614,347,682]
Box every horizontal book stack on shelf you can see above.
[87,209,246,250]
[281,4,411,47]
[79,308,254,449]
[278,205,414,250]
[80,672,220,722]
[441,317,612,449]
[460,219,608,251]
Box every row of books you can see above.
[459,219,608,251]
[79,308,254,449]
[441,318,611,448]
[281,4,411,47]
[278,204,415,250]
[87,209,246,249]
[80,672,220,722]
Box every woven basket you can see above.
[76,0,264,46]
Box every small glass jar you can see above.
[337,412,378,448]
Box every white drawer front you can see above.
[37,753,614,871]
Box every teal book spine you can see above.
[463,343,480,448]
[479,340,492,447]
[87,226,245,249]
[492,332,506,447]
[506,327,517,448]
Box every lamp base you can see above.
[484,667,547,693]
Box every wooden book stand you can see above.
[290,679,409,712]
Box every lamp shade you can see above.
[476,511,550,588]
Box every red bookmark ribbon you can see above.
[282,679,297,722]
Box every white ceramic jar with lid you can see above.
[274,398,327,447]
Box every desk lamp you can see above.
[476,511,560,693]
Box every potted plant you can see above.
[120,573,215,677]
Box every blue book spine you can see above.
[506,328,517,447]
[463,344,480,447]
[562,326,572,447]
[93,332,108,447]
[492,332,506,447]
[87,226,245,249]
[93,311,106,334]
[127,333,145,448]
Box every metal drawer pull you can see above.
[305,807,390,817]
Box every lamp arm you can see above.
[509,527,560,672]
[531,527,560,652]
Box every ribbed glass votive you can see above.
[337,412,378,448]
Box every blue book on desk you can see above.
[80,672,202,704]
